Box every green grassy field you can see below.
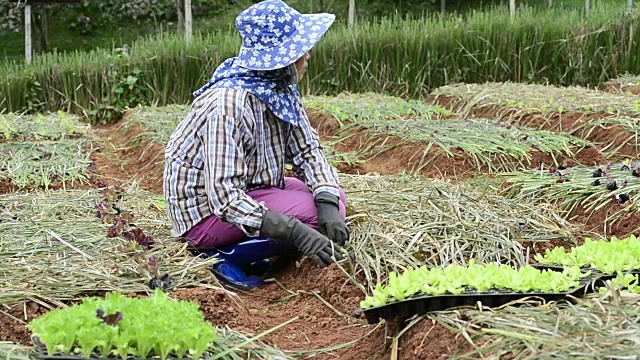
[0,0,625,63]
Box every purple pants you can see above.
[184,177,347,249]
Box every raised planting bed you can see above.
[307,93,599,177]
[500,161,640,232]
[0,139,93,192]
[0,187,217,308]
[429,82,640,158]
[0,112,88,142]
[338,174,580,293]
[355,261,599,324]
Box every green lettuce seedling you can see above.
[359,260,586,309]
[598,273,640,294]
[28,289,217,359]
[535,235,640,274]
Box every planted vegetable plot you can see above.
[0,140,93,192]
[305,92,453,123]
[340,173,577,294]
[307,93,597,177]
[430,82,640,157]
[0,187,218,308]
[500,161,640,234]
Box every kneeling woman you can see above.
[163,0,348,290]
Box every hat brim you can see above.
[236,13,336,71]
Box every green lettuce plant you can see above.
[598,273,640,294]
[28,289,217,359]
[534,235,640,274]
[359,260,587,309]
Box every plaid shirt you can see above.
[163,88,341,238]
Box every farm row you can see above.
[2,79,640,359]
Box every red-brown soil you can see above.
[395,319,476,360]
[569,202,640,239]
[0,302,50,346]
[172,262,394,359]
[430,95,640,160]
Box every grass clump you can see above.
[119,105,189,146]
[305,92,452,124]
[0,111,87,142]
[2,4,639,122]
[28,290,216,360]
[0,139,92,190]
[0,188,217,307]
[606,73,640,87]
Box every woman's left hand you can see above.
[315,192,349,246]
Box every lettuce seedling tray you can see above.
[32,337,212,360]
[355,275,601,324]
[531,264,640,288]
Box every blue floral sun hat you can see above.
[194,0,336,125]
[235,0,336,71]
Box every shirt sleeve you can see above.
[287,109,341,198]
[201,111,265,237]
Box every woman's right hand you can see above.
[259,210,344,268]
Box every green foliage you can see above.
[535,235,640,274]
[359,260,587,309]
[28,289,217,360]
[308,93,591,172]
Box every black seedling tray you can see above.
[355,275,601,325]
[32,337,212,360]
[531,263,640,288]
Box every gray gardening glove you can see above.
[314,192,349,246]
[259,210,344,268]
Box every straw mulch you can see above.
[339,174,579,292]
[0,185,219,308]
